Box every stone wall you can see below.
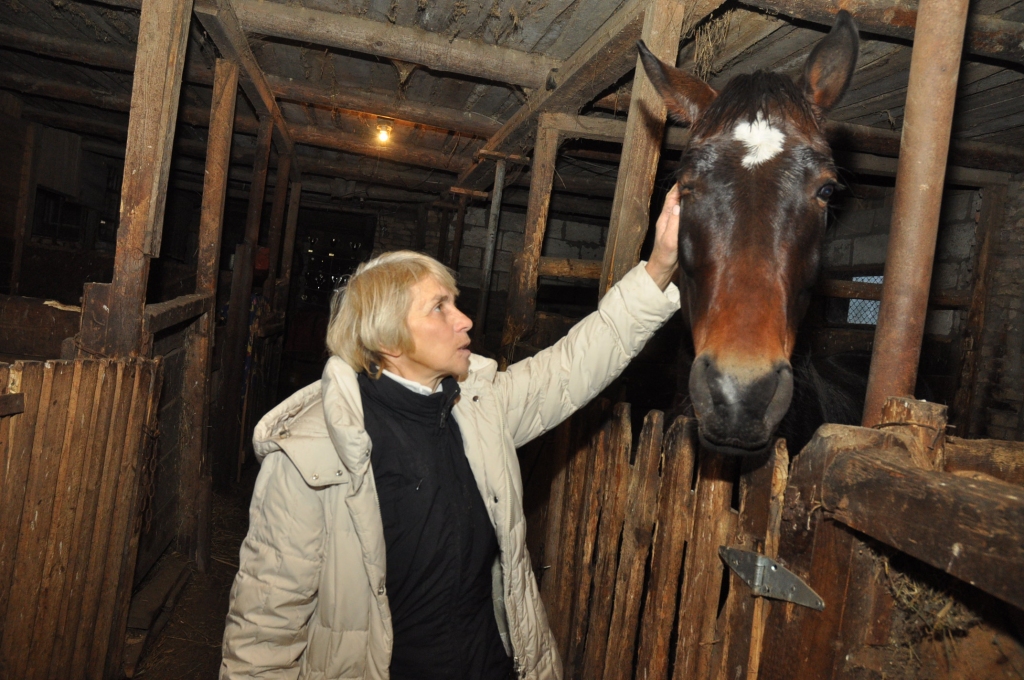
[972,178,1024,440]
[824,187,982,337]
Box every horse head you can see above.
[639,11,859,455]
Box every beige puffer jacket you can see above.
[220,263,680,680]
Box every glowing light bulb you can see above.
[377,127,390,143]
[376,117,394,144]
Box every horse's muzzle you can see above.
[688,355,794,455]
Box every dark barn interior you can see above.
[1,0,1024,677]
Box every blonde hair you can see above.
[326,250,458,377]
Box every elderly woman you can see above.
[221,188,682,680]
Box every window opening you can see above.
[847,275,883,325]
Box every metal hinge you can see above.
[719,546,826,611]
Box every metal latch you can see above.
[719,546,825,611]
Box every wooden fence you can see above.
[523,400,789,680]
[0,358,162,680]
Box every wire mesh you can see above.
[847,275,884,325]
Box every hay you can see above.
[879,551,982,644]
[692,13,731,82]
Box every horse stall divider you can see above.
[530,401,790,680]
[0,359,162,680]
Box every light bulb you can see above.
[377,128,390,142]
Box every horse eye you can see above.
[817,183,836,200]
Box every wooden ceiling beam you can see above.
[228,0,559,90]
[193,0,294,155]
[456,0,726,191]
[3,70,476,173]
[739,1,1024,66]
[0,24,500,138]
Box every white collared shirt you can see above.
[381,369,444,396]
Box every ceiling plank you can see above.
[0,24,500,137]
[193,0,293,155]
[456,0,727,191]
[739,1,1024,66]
[228,0,559,90]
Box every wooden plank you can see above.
[193,0,294,156]
[448,195,468,271]
[49,361,116,676]
[951,184,1006,437]
[27,362,98,677]
[144,293,214,334]
[819,279,971,308]
[602,410,664,680]
[943,436,1024,486]
[226,0,558,90]
[634,417,697,680]
[538,257,602,280]
[714,440,789,680]
[1,361,75,679]
[563,407,614,674]
[70,361,136,671]
[600,0,692,296]
[580,405,632,680]
[244,116,273,246]
[0,393,24,417]
[823,446,1024,610]
[215,243,254,486]
[78,0,194,358]
[742,1,1024,66]
[264,154,293,296]
[672,448,739,680]
[0,362,43,647]
[96,359,162,679]
[537,411,575,651]
[196,58,239,298]
[177,315,213,564]
[276,181,302,312]
[501,120,560,363]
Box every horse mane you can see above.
[691,71,820,139]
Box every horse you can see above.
[638,10,860,455]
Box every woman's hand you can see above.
[645,184,681,291]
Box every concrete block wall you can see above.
[824,188,982,336]
[972,178,1024,440]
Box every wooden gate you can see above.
[523,400,789,680]
[0,358,162,680]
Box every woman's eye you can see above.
[817,183,836,200]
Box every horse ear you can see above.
[637,40,717,125]
[801,10,859,114]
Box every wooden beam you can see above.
[457,0,725,192]
[739,0,1024,66]
[276,181,302,312]
[0,25,500,138]
[78,0,193,357]
[822,447,1024,610]
[501,118,560,363]
[449,195,468,271]
[193,0,293,156]
[537,257,602,280]
[818,279,971,309]
[228,0,559,89]
[600,0,693,296]
[289,123,472,173]
[264,153,292,299]
[143,293,214,334]
[542,111,690,149]
[244,116,273,245]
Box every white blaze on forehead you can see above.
[733,112,785,168]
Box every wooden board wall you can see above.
[0,358,162,680]
[522,400,788,680]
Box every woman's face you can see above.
[383,275,473,388]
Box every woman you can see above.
[221,188,682,679]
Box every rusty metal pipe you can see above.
[862,0,971,427]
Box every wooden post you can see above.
[448,195,468,271]
[244,116,273,246]
[435,206,450,262]
[264,153,292,300]
[500,118,559,363]
[9,122,35,295]
[179,58,237,570]
[276,180,302,312]
[951,184,1007,437]
[415,203,429,252]
[473,159,506,346]
[599,0,690,296]
[78,0,194,357]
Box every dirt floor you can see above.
[134,473,254,679]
